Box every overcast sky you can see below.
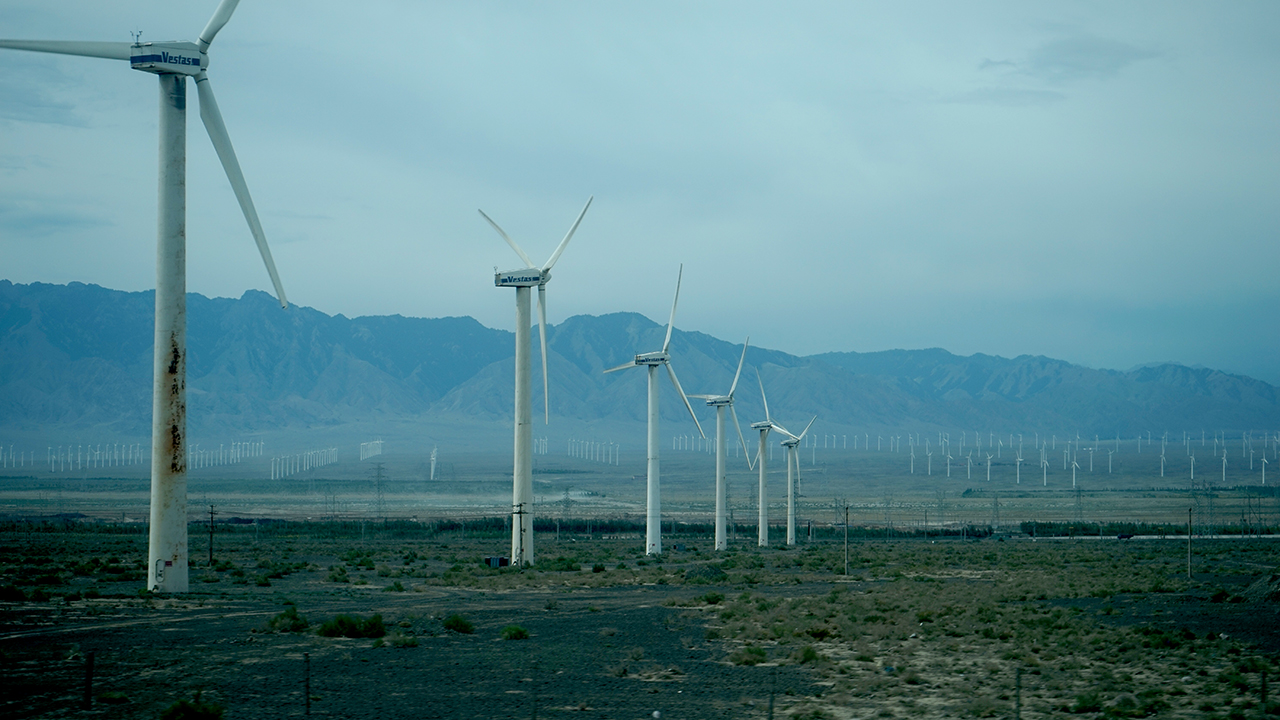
[2,2,1277,384]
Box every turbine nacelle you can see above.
[494,268,549,288]
[633,351,670,366]
[130,41,207,75]
[700,395,732,407]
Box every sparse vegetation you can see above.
[501,624,529,640]
[443,613,474,634]
[317,613,386,639]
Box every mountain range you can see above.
[1,280,1277,442]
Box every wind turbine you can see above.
[2,1,288,593]
[481,197,592,565]
[1041,457,1048,485]
[986,453,993,482]
[748,371,787,547]
[605,265,705,555]
[1072,459,1079,487]
[778,417,817,546]
[689,339,752,551]
[429,447,437,481]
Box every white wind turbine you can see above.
[2,1,287,593]
[777,416,817,546]
[748,371,787,547]
[688,339,752,551]
[430,446,438,481]
[480,197,593,566]
[605,265,705,555]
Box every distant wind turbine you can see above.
[605,265,704,555]
[689,339,752,551]
[778,417,817,546]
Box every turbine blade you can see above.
[0,40,131,60]
[199,0,242,52]
[666,362,704,438]
[756,369,771,422]
[728,337,749,397]
[196,74,287,308]
[772,422,798,441]
[687,394,715,400]
[477,209,535,268]
[796,416,817,441]
[604,360,638,374]
[731,405,752,469]
[542,196,592,270]
[662,264,682,353]
[538,285,549,425]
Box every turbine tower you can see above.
[689,339,752,551]
[604,265,704,555]
[480,197,592,566]
[1,0,288,593]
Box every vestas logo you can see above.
[498,274,542,285]
[160,51,199,66]
[133,52,201,66]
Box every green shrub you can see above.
[390,632,419,648]
[383,580,406,592]
[318,613,386,639]
[501,625,530,640]
[160,691,223,720]
[592,563,606,573]
[443,614,474,634]
[98,691,129,704]
[0,585,26,602]
[699,591,725,605]
[265,605,309,633]
[732,646,767,665]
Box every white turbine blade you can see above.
[756,369,771,422]
[477,209,535,268]
[542,196,592,270]
[537,285,550,425]
[728,337,749,398]
[687,394,715,400]
[731,405,752,469]
[604,360,638,374]
[198,0,242,52]
[772,422,798,441]
[796,416,818,441]
[662,264,682,353]
[666,362,704,438]
[0,40,131,60]
[195,74,287,308]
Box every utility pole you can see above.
[207,504,217,567]
[843,505,850,576]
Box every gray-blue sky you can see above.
[1,1,1277,383]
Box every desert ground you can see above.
[1,519,1278,719]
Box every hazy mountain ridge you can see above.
[1,280,1276,438]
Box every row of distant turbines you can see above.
[481,192,822,561]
